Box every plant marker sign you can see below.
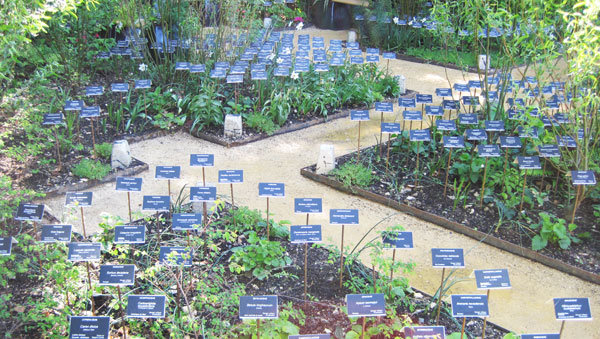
[442,136,466,195]
[351,110,370,161]
[477,145,501,207]
[402,326,446,339]
[346,293,385,335]
[289,335,330,339]
[568,170,596,224]
[114,225,145,244]
[116,176,142,222]
[99,265,135,286]
[126,295,167,318]
[69,316,110,339]
[451,294,490,338]
[65,192,93,238]
[172,213,202,231]
[291,224,322,299]
[42,113,65,169]
[190,186,217,202]
[259,183,285,239]
[330,209,359,288]
[432,248,465,324]
[383,231,413,283]
[41,224,72,243]
[159,246,192,267]
[553,297,592,336]
[239,295,278,337]
[474,268,511,336]
[142,195,170,244]
[155,165,180,197]
[68,242,101,261]
[219,169,243,208]
[381,122,401,170]
[0,237,12,256]
[520,334,560,339]
[15,203,44,222]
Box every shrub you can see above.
[93,142,112,160]
[72,158,111,180]
[331,162,375,188]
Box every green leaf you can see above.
[531,235,547,251]
[345,331,360,339]
[558,237,571,250]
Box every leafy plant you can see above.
[72,158,111,180]
[332,162,375,189]
[229,231,292,280]
[93,142,112,160]
[245,112,278,135]
[530,212,586,250]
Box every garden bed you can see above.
[300,143,600,285]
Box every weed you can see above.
[72,158,111,180]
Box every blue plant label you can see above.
[468,80,482,89]
[111,83,129,92]
[251,63,266,72]
[518,156,541,170]
[226,74,243,84]
[350,110,370,121]
[289,335,330,339]
[230,65,246,74]
[188,154,213,168]
[127,295,166,318]
[382,231,413,249]
[474,269,511,289]
[442,100,459,110]
[477,145,501,157]
[329,209,359,225]
[294,64,310,73]
[219,169,243,183]
[355,14,365,21]
[402,326,446,339]
[313,41,325,49]
[210,69,227,79]
[43,113,64,125]
[175,62,190,71]
[432,248,465,268]
[399,98,416,108]
[375,102,393,113]
[114,225,145,244]
[190,186,217,202]
[251,70,268,80]
[521,334,560,339]
[458,113,478,125]
[403,110,422,121]
[381,123,401,134]
[86,86,103,96]
[483,90,498,101]
[443,136,465,148]
[68,242,101,261]
[366,48,379,55]
[96,51,111,59]
[553,298,592,320]
[155,165,181,179]
[423,105,442,117]
[382,52,395,59]
[436,119,456,131]
[350,56,364,64]
[553,113,570,124]
[315,63,329,72]
[507,98,525,107]
[465,129,487,141]
[484,120,505,132]
[451,294,489,317]
[258,183,285,198]
[571,171,596,185]
[159,246,192,266]
[80,106,100,118]
[330,57,345,66]
[41,224,72,242]
[507,108,524,120]
[546,100,559,109]
[15,203,44,221]
[410,129,431,142]
[274,66,290,77]
[294,198,323,214]
[65,192,93,207]
[69,316,110,339]
[115,177,142,191]
[499,136,522,148]
[538,145,560,158]
[313,54,327,63]
[99,265,135,286]
[453,83,469,92]
[64,100,84,111]
[142,195,170,211]
[436,88,452,97]
[462,96,480,106]
[187,64,206,73]
[135,79,152,89]
[290,225,322,243]
[240,53,254,61]
[366,55,379,63]
[416,94,433,104]
[329,44,343,53]
[172,213,202,231]
[239,295,278,319]
[349,49,362,56]
[346,293,386,317]
[296,50,309,59]
[0,237,12,255]
[556,135,576,148]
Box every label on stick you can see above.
[0,237,12,255]
[474,269,511,289]
[350,110,370,121]
[69,316,110,339]
[41,224,72,242]
[190,186,216,202]
[239,295,278,319]
[142,196,170,211]
[570,171,596,185]
[15,203,44,221]
[289,335,331,339]
[258,183,285,198]
[172,213,202,231]
[290,225,322,243]
[190,154,214,167]
[402,326,446,339]
[114,225,145,244]
[65,192,93,207]
[432,248,465,268]
[478,145,501,157]
[451,294,489,317]
[346,293,386,317]
[329,209,359,224]
[374,102,393,113]
[443,136,465,149]
[520,334,560,339]
[155,166,181,179]
[99,264,135,286]
[68,242,101,261]
[294,198,323,214]
[127,295,166,318]
[382,231,414,249]
[553,298,592,320]
[159,246,192,266]
[115,177,142,191]
[218,170,243,183]
[381,123,401,134]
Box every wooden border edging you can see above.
[300,167,600,285]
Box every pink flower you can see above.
[294,16,303,22]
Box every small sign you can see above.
[127,295,167,318]
[175,62,190,71]
[86,86,104,96]
[410,129,431,142]
[520,334,560,339]
[403,326,446,339]
[210,69,227,78]
[68,242,101,261]
[432,248,465,268]
[416,94,433,104]
[115,177,142,191]
[190,154,214,167]
[485,120,505,132]
[425,105,444,116]
[114,225,145,244]
[346,294,386,317]
[239,295,278,319]
[499,136,522,148]
[230,65,246,74]
[553,298,592,320]
[538,145,560,158]
[350,57,364,64]
[15,203,44,221]
[381,123,401,134]
[189,64,206,73]
[436,119,456,131]
[41,224,72,242]
[251,70,267,80]
[366,48,379,55]
[517,156,541,170]
[458,113,478,125]
[556,135,577,148]
[443,136,465,148]
[350,110,370,121]
[436,88,452,97]
[478,145,501,157]
[290,225,322,243]
[258,183,285,198]
[64,100,84,111]
[330,57,344,66]
[451,294,489,317]
[517,126,539,139]
[99,265,135,286]
[375,102,393,113]
[313,54,327,63]
[80,106,100,118]
[218,169,243,183]
[442,100,459,110]
[135,79,152,89]
[0,237,12,255]
[96,52,110,59]
[403,110,422,121]
[43,113,64,125]
[289,335,330,339]
[366,55,379,63]
[69,316,110,339]
[465,129,487,141]
[453,83,469,92]
[294,198,323,214]
[329,209,359,224]
[468,80,482,89]
[349,49,362,57]
[159,246,192,266]
[382,231,414,249]
[190,186,217,202]
[382,52,395,59]
[315,64,329,72]
[172,213,202,231]
[399,98,416,108]
[474,269,511,289]
[111,83,129,92]
[226,74,244,84]
[570,171,596,185]
[274,67,290,77]
[65,192,93,207]
[155,165,181,179]
[142,195,170,211]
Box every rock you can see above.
[394,75,406,95]
[347,30,357,43]
[224,114,243,138]
[414,292,423,299]
[263,17,272,29]
[316,144,335,174]
[111,140,132,169]
[478,54,489,70]
[192,182,217,214]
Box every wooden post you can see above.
[304,242,308,300]
[54,128,62,170]
[444,148,453,196]
[357,121,362,162]
[127,192,132,223]
[361,317,366,339]
[230,183,235,227]
[372,263,376,293]
[519,171,528,211]
[339,225,345,289]
[389,249,396,282]
[86,262,95,315]
[481,289,490,339]
[80,207,87,239]
[479,157,489,208]
[460,317,466,339]
[379,112,384,156]
[168,179,171,197]
[266,197,270,240]
[90,117,96,152]
[415,141,420,186]
[571,185,582,224]
[559,319,566,338]
[256,319,260,339]
[435,267,446,324]
[202,167,207,227]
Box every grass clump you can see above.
[72,159,111,180]
[331,162,374,188]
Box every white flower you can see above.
[283,47,291,55]
[138,63,147,72]
[276,58,283,64]
[393,17,399,25]
[296,22,304,30]
[116,21,123,30]
[267,53,275,60]
[287,21,293,27]
[291,72,299,80]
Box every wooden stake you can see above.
[482,289,490,339]
[54,128,62,170]
[379,112,384,157]
[389,249,396,282]
[415,142,420,186]
[90,117,96,152]
[339,225,345,289]
[86,262,95,315]
[479,157,489,208]
[168,179,171,197]
[435,267,446,324]
[127,192,132,223]
[571,185,582,224]
[80,207,87,239]
[357,121,361,162]
[230,183,235,227]
[372,263,376,293]
[460,317,466,339]
[361,317,367,339]
[559,319,566,337]
[202,167,207,227]
[519,171,528,211]
[304,242,308,300]
[444,148,453,196]
[257,319,260,339]
[266,197,270,240]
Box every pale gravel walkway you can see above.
[41,28,598,338]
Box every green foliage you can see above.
[93,142,112,160]
[236,302,304,338]
[332,162,375,189]
[0,176,44,225]
[245,112,279,135]
[72,158,111,180]
[530,212,585,250]
[229,232,292,280]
